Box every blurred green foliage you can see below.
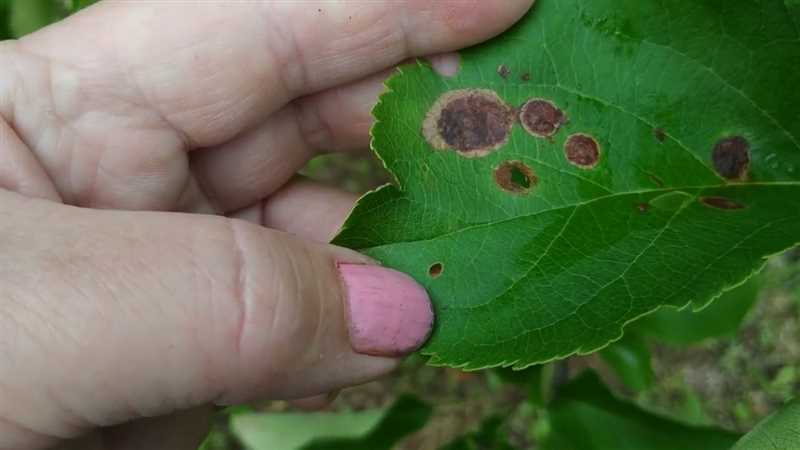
[0,0,98,40]
[540,371,741,450]
[230,395,431,450]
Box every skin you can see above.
[0,1,535,449]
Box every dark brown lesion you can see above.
[565,134,601,169]
[423,90,515,158]
[653,128,667,143]
[700,196,746,210]
[519,99,567,138]
[428,263,444,278]
[712,136,751,180]
[494,161,537,195]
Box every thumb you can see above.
[0,190,433,448]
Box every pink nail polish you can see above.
[338,263,434,357]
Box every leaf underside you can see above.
[334,0,800,369]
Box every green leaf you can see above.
[10,0,64,37]
[334,0,800,369]
[599,332,654,392]
[439,416,516,450]
[633,275,761,345]
[70,0,98,13]
[0,0,11,40]
[493,364,548,405]
[540,371,740,450]
[732,400,800,449]
[230,395,431,450]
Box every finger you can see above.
[191,68,386,214]
[57,408,211,450]
[0,190,433,448]
[289,392,339,412]
[100,407,212,450]
[230,178,358,244]
[20,0,535,147]
[0,117,61,201]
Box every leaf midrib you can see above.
[359,181,800,252]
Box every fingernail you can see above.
[427,52,461,78]
[338,263,434,357]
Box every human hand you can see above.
[0,1,534,448]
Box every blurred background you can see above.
[2,1,799,449]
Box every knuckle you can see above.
[221,219,328,372]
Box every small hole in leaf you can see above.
[495,161,537,195]
[565,134,601,169]
[429,263,444,278]
[712,136,750,180]
[700,196,746,210]
[423,89,515,158]
[497,64,511,79]
[519,99,567,138]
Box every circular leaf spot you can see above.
[712,136,750,180]
[494,161,537,195]
[428,263,444,278]
[565,134,601,169]
[423,90,514,158]
[519,99,567,138]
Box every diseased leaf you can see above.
[540,371,740,450]
[732,400,800,450]
[231,395,431,450]
[334,0,800,369]
[633,275,761,345]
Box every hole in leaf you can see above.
[712,136,750,180]
[519,99,567,138]
[700,196,746,210]
[497,64,511,79]
[428,263,444,278]
[495,161,537,195]
[565,134,601,169]
[423,89,515,158]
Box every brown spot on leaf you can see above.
[497,64,511,79]
[565,134,601,169]
[637,203,650,213]
[423,90,515,158]
[494,161,537,195]
[521,73,532,82]
[700,196,746,210]
[429,263,444,278]
[519,99,567,138]
[713,136,751,180]
[653,128,666,143]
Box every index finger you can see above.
[19,0,535,147]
